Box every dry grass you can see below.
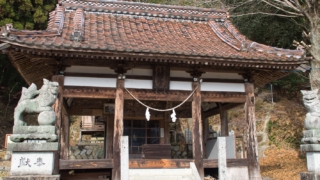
[260,146,307,180]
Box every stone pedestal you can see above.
[300,172,320,180]
[306,152,320,172]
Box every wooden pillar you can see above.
[60,106,69,159]
[219,103,228,136]
[203,117,209,158]
[52,75,64,174]
[192,81,204,179]
[245,83,261,180]
[106,114,114,159]
[164,101,172,144]
[112,79,124,180]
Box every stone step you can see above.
[129,162,200,180]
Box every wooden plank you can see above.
[192,81,204,179]
[59,159,113,169]
[129,159,192,169]
[60,171,111,180]
[106,114,114,159]
[63,86,246,102]
[52,75,64,175]
[219,103,228,136]
[142,144,171,159]
[112,79,124,180]
[203,159,249,168]
[245,83,261,179]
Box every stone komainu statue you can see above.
[14,79,59,126]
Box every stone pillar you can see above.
[300,89,320,179]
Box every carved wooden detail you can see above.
[63,86,246,102]
[153,65,170,91]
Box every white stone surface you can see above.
[11,152,54,176]
[307,152,320,172]
[129,163,200,180]
[218,137,227,180]
[121,136,129,180]
[227,166,249,180]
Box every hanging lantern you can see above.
[171,109,177,122]
[145,108,150,121]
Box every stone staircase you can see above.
[129,162,201,180]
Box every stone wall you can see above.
[69,145,104,159]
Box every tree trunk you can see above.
[309,22,320,90]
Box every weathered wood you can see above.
[60,171,111,180]
[219,103,229,136]
[60,105,69,159]
[59,159,114,169]
[192,81,204,179]
[203,117,209,158]
[202,103,241,119]
[164,101,172,144]
[63,86,246,102]
[112,79,124,180]
[245,83,261,180]
[106,114,114,159]
[153,65,170,91]
[203,159,249,168]
[129,159,192,169]
[142,144,171,159]
[52,75,64,175]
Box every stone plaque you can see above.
[11,152,54,176]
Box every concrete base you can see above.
[3,175,60,180]
[10,152,54,176]
[301,172,320,180]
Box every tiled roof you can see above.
[0,0,305,64]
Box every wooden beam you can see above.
[192,81,204,179]
[203,117,209,158]
[112,79,124,180]
[203,159,249,168]
[164,102,172,144]
[129,159,192,169]
[202,103,242,119]
[245,83,261,180]
[59,159,113,169]
[52,75,64,174]
[63,86,246,102]
[219,103,228,137]
[60,105,69,160]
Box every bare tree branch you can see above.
[230,11,303,18]
[261,0,303,16]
